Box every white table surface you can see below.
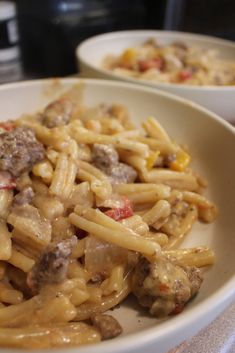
[168,301,235,353]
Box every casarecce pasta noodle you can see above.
[103,39,235,86]
[0,86,217,348]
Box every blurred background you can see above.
[1,0,235,82]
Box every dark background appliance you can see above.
[13,0,235,79]
[15,0,167,78]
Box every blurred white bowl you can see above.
[1,78,235,353]
[77,30,235,121]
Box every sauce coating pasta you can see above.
[0,87,217,348]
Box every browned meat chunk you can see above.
[13,186,34,206]
[132,257,203,317]
[92,144,137,184]
[184,266,203,298]
[92,144,119,169]
[27,236,77,293]
[0,127,45,177]
[91,314,122,340]
[42,99,73,128]
[108,163,137,184]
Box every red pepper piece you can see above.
[159,283,170,293]
[178,69,192,81]
[0,122,15,132]
[104,197,133,221]
[0,172,16,190]
[138,58,163,72]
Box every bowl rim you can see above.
[1,77,235,353]
[76,29,235,92]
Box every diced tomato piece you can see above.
[0,172,16,190]
[104,196,133,221]
[0,122,15,132]
[138,58,163,72]
[0,183,16,190]
[178,69,192,81]
[159,283,170,293]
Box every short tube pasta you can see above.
[142,116,171,142]
[136,136,177,154]
[0,220,12,261]
[121,215,149,235]
[7,248,35,273]
[142,200,171,226]
[70,126,149,157]
[0,87,217,349]
[144,169,199,191]
[113,183,170,196]
[32,160,54,184]
[75,271,132,321]
[49,153,77,199]
[0,323,101,348]
[69,212,160,255]
[0,190,13,219]
[0,282,23,305]
[164,247,215,267]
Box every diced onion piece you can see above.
[85,236,129,275]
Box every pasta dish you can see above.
[103,39,235,86]
[0,87,217,348]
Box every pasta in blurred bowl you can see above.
[77,30,235,121]
[0,78,235,353]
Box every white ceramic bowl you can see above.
[1,78,235,353]
[77,30,235,121]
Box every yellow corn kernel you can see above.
[170,150,191,172]
[121,48,136,64]
[146,151,160,170]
